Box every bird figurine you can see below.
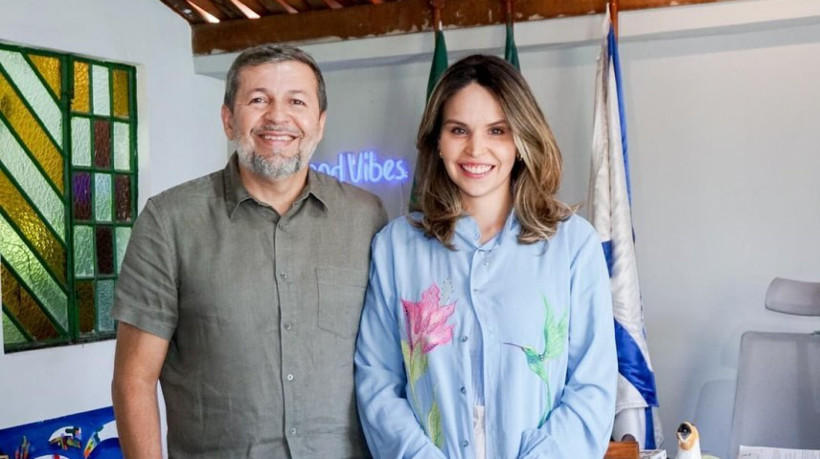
[676,422,720,459]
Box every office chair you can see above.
[728,277,820,458]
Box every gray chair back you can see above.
[728,278,820,458]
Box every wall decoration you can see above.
[311,151,409,185]
[0,407,120,459]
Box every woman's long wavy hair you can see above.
[412,54,574,248]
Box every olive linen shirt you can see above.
[112,154,387,458]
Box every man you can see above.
[111,44,387,458]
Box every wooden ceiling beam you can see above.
[192,0,725,56]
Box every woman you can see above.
[355,55,617,458]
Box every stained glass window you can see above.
[1,42,138,352]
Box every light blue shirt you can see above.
[355,212,617,458]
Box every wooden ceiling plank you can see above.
[192,0,727,55]
[190,0,231,20]
[209,0,247,19]
[274,0,300,14]
[159,0,206,24]
[320,0,344,9]
[236,0,270,16]
[255,0,291,14]
[283,0,314,12]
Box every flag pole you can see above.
[503,0,521,70]
[609,0,619,38]
[431,0,444,32]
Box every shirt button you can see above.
[460,336,468,343]
[284,323,292,330]
[462,440,469,448]
[460,386,466,394]
[280,272,287,279]
[472,288,480,293]
[290,428,297,435]
[287,374,294,381]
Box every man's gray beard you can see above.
[236,141,304,180]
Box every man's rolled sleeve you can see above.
[112,197,179,340]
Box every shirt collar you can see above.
[454,210,520,250]
[224,153,330,219]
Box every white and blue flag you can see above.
[589,10,663,449]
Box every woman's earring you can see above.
[516,152,523,161]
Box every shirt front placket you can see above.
[274,197,308,442]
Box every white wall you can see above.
[0,0,225,429]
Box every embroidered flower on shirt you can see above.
[505,295,568,427]
[403,283,456,354]
[401,282,456,449]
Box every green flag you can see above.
[426,29,449,99]
[505,21,520,70]
[411,29,449,211]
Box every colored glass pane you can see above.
[113,121,130,171]
[0,213,68,328]
[0,120,65,241]
[3,310,28,345]
[94,119,111,169]
[28,54,62,100]
[71,116,91,167]
[96,279,115,332]
[73,225,94,278]
[72,172,92,220]
[76,280,95,334]
[95,173,112,222]
[112,69,129,119]
[72,61,90,113]
[115,175,131,222]
[92,65,110,116]
[0,71,64,192]
[0,50,63,148]
[96,226,114,275]
[1,264,61,341]
[0,169,66,284]
[116,226,131,274]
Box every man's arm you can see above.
[112,322,170,459]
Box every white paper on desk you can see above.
[640,450,667,459]
[739,445,820,459]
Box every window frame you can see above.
[0,41,138,352]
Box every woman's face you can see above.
[438,83,517,213]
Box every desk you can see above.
[605,440,639,459]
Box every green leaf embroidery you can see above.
[401,340,428,385]
[428,399,444,449]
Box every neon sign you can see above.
[311,151,410,185]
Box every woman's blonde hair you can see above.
[413,54,574,247]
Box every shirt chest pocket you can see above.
[316,266,368,338]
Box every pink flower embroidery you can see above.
[402,283,456,354]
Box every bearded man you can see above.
[111,44,386,459]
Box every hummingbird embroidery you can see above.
[505,295,568,427]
